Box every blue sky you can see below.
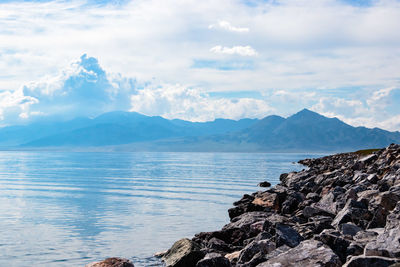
[0,0,400,130]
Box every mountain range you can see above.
[0,109,399,152]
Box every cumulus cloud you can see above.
[208,20,249,32]
[0,55,273,125]
[0,54,139,125]
[210,45,258,56]
[311,87,400,131]
[130,83,273,121]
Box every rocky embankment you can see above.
[159,144,400,267]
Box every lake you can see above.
[0,151,321,266]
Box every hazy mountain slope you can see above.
[1,109,399,151]
[10,111,258,147]
[239,109,400,151]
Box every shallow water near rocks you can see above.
[0,151,321,266]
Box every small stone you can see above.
[85,258,134,267]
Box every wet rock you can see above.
[85,258,134,267]
[162,238,204,267]
[256,240,341,267]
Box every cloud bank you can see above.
[0,0,400,130]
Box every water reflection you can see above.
[0,152,320,266]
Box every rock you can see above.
[343,255,400,267]
[252,192,280,211]
[331,199,370,228]
[154,250,168,257]
[365,212,400,258]
[225,251,241,262]
[339,223,362,237]
[162,238,204,267]
[196,253,231,267]
[206,237,233,253]
[314,192,337,215]
[258,181,271,187]
[237,240,276,266]
[256,240,341,267]
[85,258,134,267]
[274,223,303,248]
[315,229,350,263]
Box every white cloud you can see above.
[311,87,400,131]
[1,0,400,129]
[210,45,258,56]
[208,20,249,32]
[130,83,273,121]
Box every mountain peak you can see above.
[289,108,324,120]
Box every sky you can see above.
[0,0,400,131]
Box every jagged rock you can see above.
[343,255,400,267]
[256,240,341,267]
[237,240,275,266]
[85,258,134,267]
[162,238,204,267]
[206,237,233,253]
[315,229,350,263]
[196,253,231,267]
[252,192,280,211]
[274,223,303,248]
[365,205,400,258]
[331,199,370,228]
[314,192,337,215]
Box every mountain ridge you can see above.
[0,109,399,152]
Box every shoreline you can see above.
[156,144,400,267]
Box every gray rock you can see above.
[256,240,341,267]
[339,223,362,237]
[275,223,303,248]
[237,240,275,266]
[332,199,370,228]
[365,212,400,258]
[196,253,231,267]
[162,238,204,267]
[315,229,350,263]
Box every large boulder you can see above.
[364,205,400,258]
[162,238,204,267]
[85,258,134,267]
[256,240,341,267]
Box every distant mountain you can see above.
[237,109,400,151]
[0,111,257,147]
[0,109,399,152]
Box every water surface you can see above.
[0,152,320,266]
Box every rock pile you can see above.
[161,144,400,267]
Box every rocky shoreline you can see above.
[87,144,400,266]
[158,144,400,267]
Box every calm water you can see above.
[0,152,320,266]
